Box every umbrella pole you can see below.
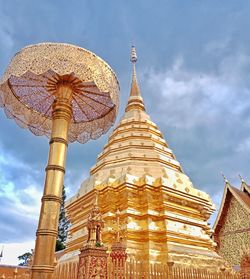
[31,84,73,279]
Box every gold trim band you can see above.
[45,165,65,173]
[42,195,62,204]
[36,229,58,237]
[31,265,54,273]
[49,137,68,146]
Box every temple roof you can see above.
[240,177,250,195]
[71,47,212,204]
[213,178,250,234]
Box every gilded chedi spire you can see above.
[129,45,139,97]
[126,46,145,112]
[62,47,224,273]
[74,47,209,202]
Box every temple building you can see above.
[213,177,250,269]
[58,47,226,272]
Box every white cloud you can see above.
[0,152,41,220]
[0,182,41,220]
[0,241,34,265]
[144,53,250,130]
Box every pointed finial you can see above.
[130,46,138,80]
[125,46,145,111]
[239,174,245,183]
[221,172,229,184]
[130,46,137,64]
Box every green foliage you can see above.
[55,185,69,252]
[18,251,32,266]
[95,242,102,247]
[56,239,66,251]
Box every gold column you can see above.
[31,84,73,279]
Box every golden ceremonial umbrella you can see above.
[0,43,119,279]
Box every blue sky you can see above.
[0,0,250,264]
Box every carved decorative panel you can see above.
[218,196,250,265]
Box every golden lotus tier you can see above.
[59,47,226,271]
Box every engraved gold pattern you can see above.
[218,196,250,265]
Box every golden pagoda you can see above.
[58,47,226,272]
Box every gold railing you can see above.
[0,268,30,279]
[52,261,78,279]
[122,261,240,279]
[171,266,240,279]
[51,259,241,279]
[1,261,242,279]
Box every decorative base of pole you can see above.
[77,246,108,279]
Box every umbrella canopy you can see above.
[0,43,119,143]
